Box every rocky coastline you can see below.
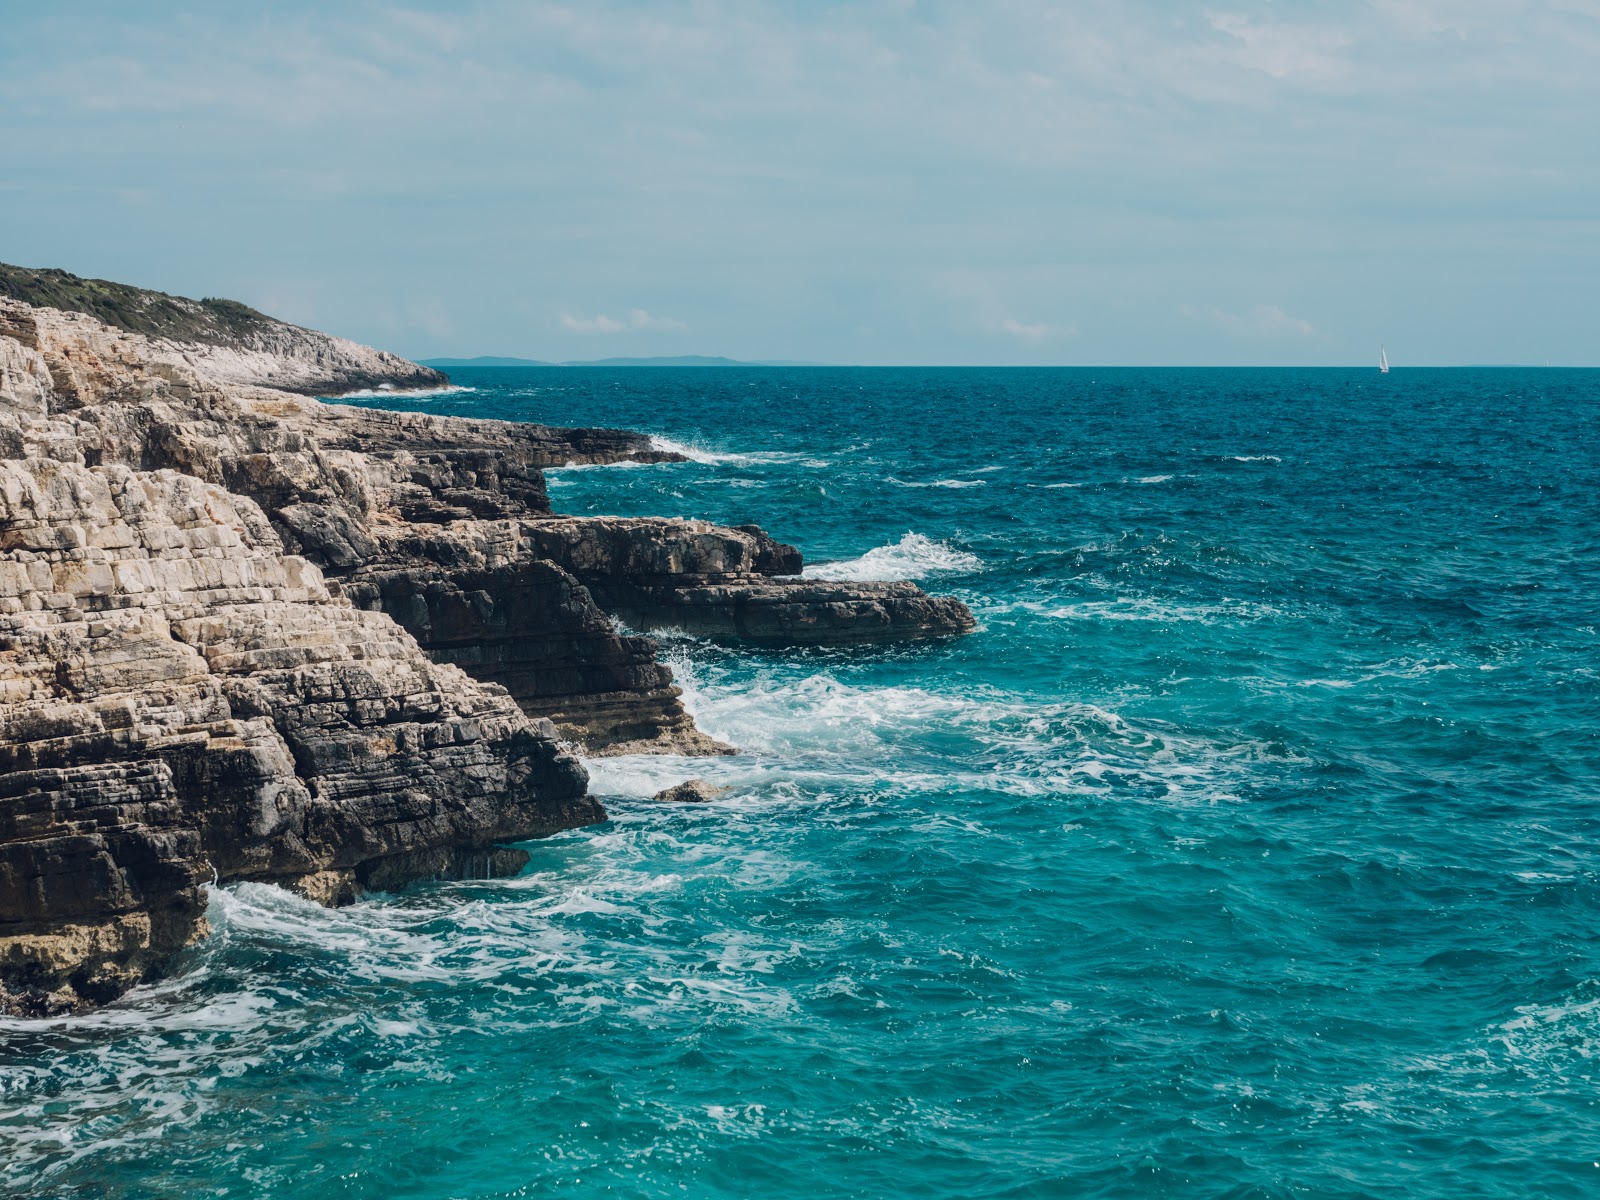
[0,267,974,1016]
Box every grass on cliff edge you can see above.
[0,262,288,346]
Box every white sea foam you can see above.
[802,533,981,582]
[986,596,1284,625]
[333,384,476,400]
[889,477,987,489]
[1135,474,1173,484]
[648,435,750,464]
[1246,658,1463,692]
[1387,986,1600,1104]
[1353,657,1463,682]
[548,458,653,472]
[584,753,745,799]
[1231,455,1282,463]
[647,435,823,468]
[652,649,1292,805]
[0,859,806,1185]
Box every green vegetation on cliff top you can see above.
[0,262,288,346]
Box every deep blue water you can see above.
[5,367,1600,1198]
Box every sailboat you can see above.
[1379,347,1390,373]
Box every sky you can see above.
[1,1,1596,365]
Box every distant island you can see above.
[421,354,820,368]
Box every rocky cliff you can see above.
[0,263,446,396]
[0,267,974,1015]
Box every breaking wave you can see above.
[801,533,981,582]
[332,384,476,400]
[632,650,1294,807]
[647,435,825,468]
[547,458,652,472]
[985,596,1285,625]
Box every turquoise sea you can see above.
[4,367,1599,1198]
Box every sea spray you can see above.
[333,384,477,400]
[802,532,981,582]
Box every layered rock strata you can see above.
[521,517,977,647]
[0,458,596,1014]
[341,522,734,755]
[0,262,446,396]
[0,268,974,1014]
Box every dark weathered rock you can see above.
[733,524,804,576]
[344,548,732,756]
[611,576,978,645]
[523,516,976,645]
[0,457,598,1015]
[652,779,729,804]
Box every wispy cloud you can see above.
[1182,303,1316,339]
[560,308,687,334]
[1002,318,1078,340]
[3,1,1596,362]
[1206,13,1353,80]
[560,313,625,333]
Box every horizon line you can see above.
[416,358,1593,370]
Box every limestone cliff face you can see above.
[0,263,445,396]
[0,456,597,1015]
[0,270,974,1015]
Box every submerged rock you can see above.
[0,264,974,1012]
[651,779,730,804]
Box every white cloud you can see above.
[625,308,688,331]
[1206,12,1353,80]
[1002,318,1077,340]
[560,312,626,333]
[559,308,686,334]
[6,1,1597,362]
[1182,303,1316,339]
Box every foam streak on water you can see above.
[802,532,981,582]
[7,367,1600,1200]
[333,384,477,400]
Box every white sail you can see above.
[1379,347,1389,373]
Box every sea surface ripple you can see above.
[4,367,1598,1198]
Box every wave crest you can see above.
[802,533,981,582]
[333,384,476,400]
[647,435,823,467]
